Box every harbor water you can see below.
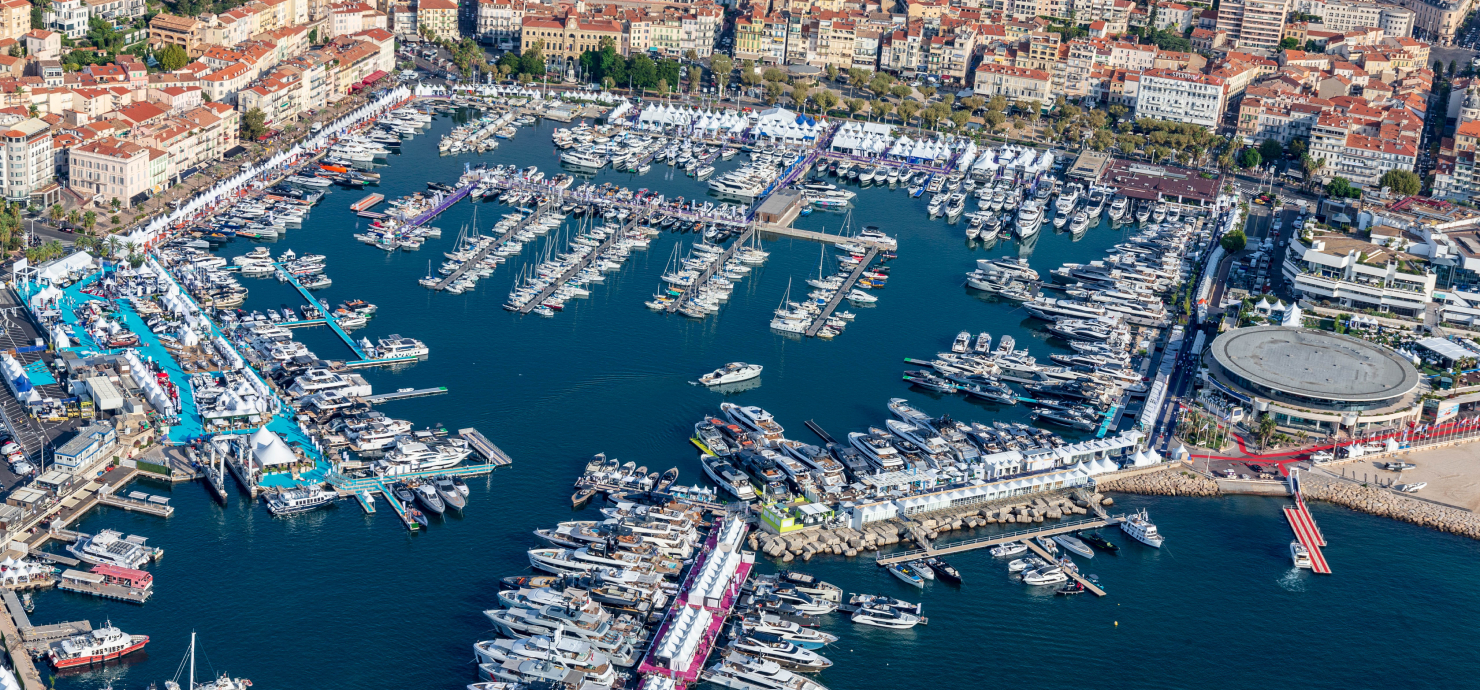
[42,112,1480,689]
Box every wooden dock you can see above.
[1020,538,1106,596]
[876,515,1122,565]
[518,214,637,314]
[458,428,512,466]
[665,223,757,314]
[435,202,549,291]
[351,193,385,212]
[805,247,878,337]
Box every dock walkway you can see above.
[876,515,1121,564]
[277,263,364,359]
[665,224,757,314]
[458,428,513,466]
[408,184,474,227]
[97,492,174,517]
[0,589,45,688]
[435,203,549,291]
[805,247,878,337]
[1021,538,1106,596]
[518,215,638,314]
[363,387,448,403]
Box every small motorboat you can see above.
[571,488,596,507]
[1053,534,1094,559]
[925,557,962,584]
[907,559,934,581]
[1007,556,1046,573]
[1055,581,1087,596]
[409,508,429,529]
[846,593,921,613]
[990,542,1028,558]
[886,563,924,588]
[1078,531,1119,553]
[1021,567,1068,586]
[434,478,466,511]
[414,483,445,515]
[655,467,679,492]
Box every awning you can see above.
[361,70,388,85]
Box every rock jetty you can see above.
[1302,473,1480,540]
[747,493,1106,561]
[1095,467,1221,497]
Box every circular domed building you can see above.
[1205,326,1421,432]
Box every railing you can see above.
[875,514,1124,562]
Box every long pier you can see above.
[876,515,1122,564]
[363,387,448,403]
[0,589,42,689]
[665,224,757,314]
[277,263,366,359]
[1021,538,1107,596]
[518,215,637,314]
[407,184,474,227]
[434,203,549,291]
[805,248,878,337]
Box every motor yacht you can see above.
[700,362,763,386]
[1119,508,1164,547]
[850,604,920,629]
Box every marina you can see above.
[9,86,1472,690]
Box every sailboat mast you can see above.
[189,630,196,690]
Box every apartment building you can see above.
[1217,0,1287,54]
[477,0,525,49]
[330,2,386,39]
[972,63,1052,103]
[1236,94,1326,143]
[0,0,28,42]
[45,0,89,40]
[1309,110,1418,185]
[68,137,152,207]
[1282,232,1436,316]
[85,0,146,23]
[150,14,206,57]
[1388,0,1471,44]
[418,0,460,40]
[0,118,53,203]
[1134,69,1228,129]
[1299,1,1416,36]
[25,30,61,61]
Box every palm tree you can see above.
[104,235,121,259]
[47,204,61,225]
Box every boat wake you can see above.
[1277,569,1307,593]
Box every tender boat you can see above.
[700,362,764,386]
[925,557,962,584]
[989,542,1028,558]
[1078,531,1120,553]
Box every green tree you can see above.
[1238,147,1262,169]
[47,203,61,226]
[825,64,838,82]
[949,110,970,129]
[813,89,838,114]
[1289,138,1308,158]
[242,108,268,140]
[897,100,920,125]
[309,28,318,45]
[762,81,782,105]
[519,39,545,76]
[1326,176,1362,199]
[870,98,891,122]
[846,98,866,118]
[687,66,701,93]
[916,85,936,101]
[1259,138,1284,162]
[1379,169,1422,195]
[1279,37,1299,50]
[889,84,911,100]
[1255,414,1278,449]
[984,110,1006,131]
[82,210,97,234]
[108,197,120,212]
[1221,228,1247,253]
[655,78,669,95]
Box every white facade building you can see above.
[1134,68,1228,130]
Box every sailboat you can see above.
[419,260,439,288]
[770,278,806,333]
[164,632,251,690]
[807,245,840,290]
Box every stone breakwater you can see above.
[1302,473,1480,540]
[1095,467,1221,497]
[747,491,1115,562]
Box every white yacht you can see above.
[1021,567,1068,586]
[703,652,830,690]
[560,149,608,170]
[364,335,429,359]
[699,362,763,386]
[1290,541,1312,569]
[721,403,785,445]
[850,605,920,629]
[474,634,616,687]
[848,431,905,472]
[373,438,472,475]
[1119,509,1164,547]
[702,454,758,501]
[1023,297,1107,321]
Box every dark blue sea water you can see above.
[41,113,1480,690]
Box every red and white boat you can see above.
[48,623,148,669]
